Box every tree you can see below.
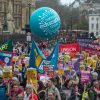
[36,0,89,30]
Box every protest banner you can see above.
[3,66,12,83]
[18,64,22,71]
[92,60,97,70]
[81,71,90,83]
[43,66,49,72]
[87,57,93,65]
[0,52,12,66]
[12,56,19,62]
[59,43,80,58]
[47,71,54,78]
[27,68,37,85]
[77,39,100,57]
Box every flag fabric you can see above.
[29,41,45,68]
[0,39,13,52]
[46,42,59,70]
[38,42,59,73]
[0,52,12,66]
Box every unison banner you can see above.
[59,43,80,58]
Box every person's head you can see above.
[22,63,25,68]
[37,81,45,91]
[92,72,98,80]
[12,77,19,86]
[48,91,55,100]
[93,80,99,88]
[54,70,58,77]
[25,84,33,95]
[13,85,19,92]
[0,70,3,84]
[47,78,55,88]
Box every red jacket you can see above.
[29,93,38,100]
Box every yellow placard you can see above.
[87,57,93,65]
[80,65,85,70]
[92,60,97,70]
[12,56,18,62]
[93,55,98,60]
[18,64,22,71]
[3,71,12,79]
[27,68,37,84]
[58,68,64,75]
[20,55,25,59]
[3,66,12,79]
[25,64,28,67]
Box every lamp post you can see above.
[25,0,32,33]
[28,1,31,24]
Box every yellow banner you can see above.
[27,68,37,85]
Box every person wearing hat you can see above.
[0,70,7,100]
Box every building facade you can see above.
[88,3,100,38]
[0,0,35,33]
[89,13,100,37]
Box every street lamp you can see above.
[27,1,32,24]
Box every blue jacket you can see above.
[0,85,7,100]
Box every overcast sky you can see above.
[60,0,75,5]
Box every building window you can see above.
[96,32,98,36]
[14,4,21,14]
[15,17,21,29]
[91,17,94,20]
[0,2,3,12]
[91,24,94,29]
[96,18,99,21]
[96,23,98,30]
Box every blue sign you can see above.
[30,7,61,39]
[0,52,12,66]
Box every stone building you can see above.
[0,0,35,33]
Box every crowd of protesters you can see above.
[0,39,100,100]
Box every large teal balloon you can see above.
[30,7,61,39]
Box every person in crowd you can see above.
[82,84,89,100]
[24,84,38,100]
[37,81,45,100]
[70,70,79,85]
[45,78,61,100]
[0,70,7,100]
[93,80,100,99]
[20,63,27,89]
[8,77,24,100]
[46,91,56,100]
[88,81,98,100]
[90,72,99,85]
